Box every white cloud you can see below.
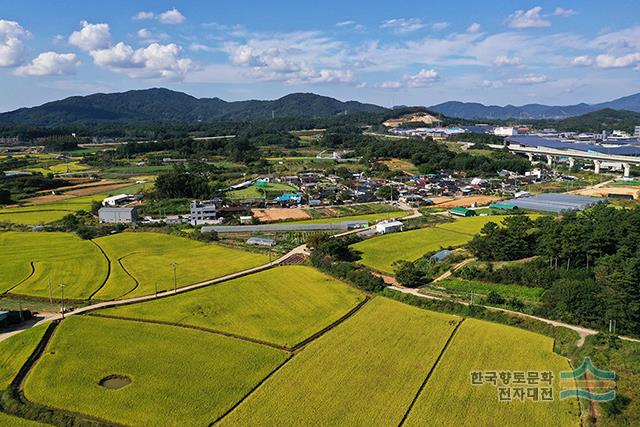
[493,55,521,66]
[591,27,640,52]
[158,8,186,24]
[15,52,79,76]
[404,68,439,87]
[68,21,111,51]
[336,20,356,27]
[380,81,402,89]
[133,11,155,21]
[506,7,551,29]
[432,22,449,31]
[381,18,424,34]
[553,8,577,17]
[132,8,186,24]
[90,42,193,79]
[570,55,593,66]
[595,53,640,68]
[189,43,216,53]
[467,23,481,33]
[506,74,548,85]
[137,28,152,39]
[0,19,30,67]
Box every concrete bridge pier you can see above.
[568,157,575,168]
[594,159,601,174]
[527,153,534,162]
[623,163,631,178]
[546,155,554,167]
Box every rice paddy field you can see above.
[0,324,48,390]
[403,318,580,427]
[218,297,461,426]
[0,412,45,427]
[92,232,268,299]
[0,232,108,299]
[100,266,365,347]
[352,215,539,273]
[23,316,289,427]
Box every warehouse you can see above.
[450,207,476,217]
[499,193,606,213]
[375,220,404,234]
[98,207,137,224]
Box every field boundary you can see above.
[291,296,370,352]
[109,253,141,300]
[0,320,123,426]
[2,261,35,296]
[88,240,112,300]
[88,313,292,352]
[398,318,465,426]
[209,354,294,426]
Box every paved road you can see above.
[431,257,476,283]
[0,244,309,343]
[387,285,640,347]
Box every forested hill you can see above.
[0,89,387,126]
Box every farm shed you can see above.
[98,207,137,224]
[499,193,607,214]
[450,207,476,217]
[375,220,404,235]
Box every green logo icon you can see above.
[559,358,616,402]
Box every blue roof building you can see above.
[274,193,302,203]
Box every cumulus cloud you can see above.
[89,42,193,79]
[404,68,439,87]
[467,23,481,33]
[553,8,577,17]
[381,18,424,34]
[132,8,186,24]
[15,51,79,76]
[506,7,551,29]
[380,81,402,89]
[595,53,640,68]
[0,19,30,67]
[68,20,111,51]
[506,74,548,85]
[570,55,593,66]
[493,55,521,66]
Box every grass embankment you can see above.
[92,232,268,299]
[0,325,48,390]
[100,266,365,347]
[0,411,45,426]
[404,319,580,426]
[23,316,288,426]
[0,232,108,299]
[219,297,460,426]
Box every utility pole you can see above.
[48,277,53,304]
[172,261,177,293]
[155,281,158,297]
[60,283,66,319]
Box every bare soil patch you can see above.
[252,208,311,222]
[432,195,502,208]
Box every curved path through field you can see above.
[0,244,310,343]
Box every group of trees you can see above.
[154,163,225,200]
[466,206,640,336]
[0,174,69,204]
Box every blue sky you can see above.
[0,0,639,111]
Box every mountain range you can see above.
[1,88,640,125]
[0,89,385,125]
[428,92,640,120]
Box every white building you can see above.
[102,194,132,207]
[375,220,404,235]
[190,199,222,226]
[634,126,640,138]
[99,207,137,224]
[494,127,518,137]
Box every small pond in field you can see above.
[99,375,131,390]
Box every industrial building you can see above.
[498,193,607,214]
[98,207,137,224]
[375,220,404,234]
[190,199,222,226]
[102,194,134,207]
[246,237,276,247]
[450,207,476,217]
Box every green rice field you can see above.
[218,297,461,426]
[0,324,48,390]
[0,232,108,299]
[403,318,579,427]
[101,266,365,347]
[23,316,289,426]
[226,182,296,200]
[433,278,545,302]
